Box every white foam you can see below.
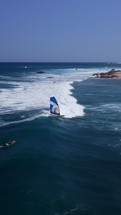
[0,81,84,118]
[0,68,96,125]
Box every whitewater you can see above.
[0,67,108,127]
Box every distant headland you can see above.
[93,69,121,79]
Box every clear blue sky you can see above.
[0,0,121,62]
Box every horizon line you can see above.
[0,61,119,64]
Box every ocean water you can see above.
[0,62,121,215]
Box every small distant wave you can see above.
[89,103,121,113]
[60,203,94,215]
[101,103,121,112]
[0,75,12,80]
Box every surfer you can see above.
[1,141,16,147]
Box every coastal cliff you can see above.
[93,69,121,79]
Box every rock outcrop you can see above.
[93,69,121,78]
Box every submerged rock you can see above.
[37,71,45,74]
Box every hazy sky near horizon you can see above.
[0,0,121,62]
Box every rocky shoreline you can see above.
[93,69,121,79]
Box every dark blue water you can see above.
[0,63,121,215]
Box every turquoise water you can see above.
[0,63,121,215]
